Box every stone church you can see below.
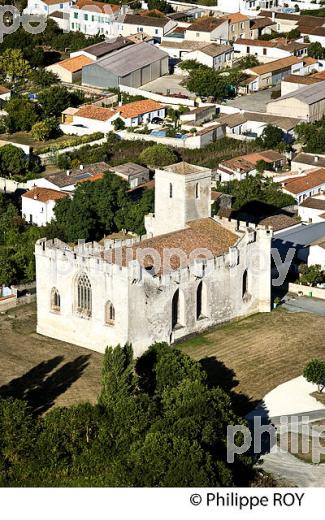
[35,162,272,357]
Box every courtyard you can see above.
[1,304,325,415]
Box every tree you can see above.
[112,117,125,131]
[308,42,325,60]
[38,85,84,118]
[4,97,40,133]
[0,49,31,84]
[30,68,59,88]
[304,359,325,392]
[0,145,28,177]
[236,55,260,69]
[146,0,173,13]
[255,159,269,174]
[99,344,136,409]
[256,125,284,149]
[139,144,178,167]
[31,118,59,141]
[298,264,325,287]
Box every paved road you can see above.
[225,88,274,113]
[283,296,325,317]
[262,449,325,487]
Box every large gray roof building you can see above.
[267,82,325,122]
[82,42,169,89]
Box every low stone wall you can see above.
[0,292,36,312]
[288,282,325,300]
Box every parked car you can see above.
[151,117,164,125]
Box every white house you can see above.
[26,162,109,192]
[217,150,286,182]
[22,187,68,226]
[70,0,123,37]
[25,0,72,15]
[185,17,229,44]
[185,43,233,70]
[281,168,325,204]
[116,13,176,42]
[61,100,166,135]
[234,38,308,63]
[298,196,325,223]
[35,161,272,356]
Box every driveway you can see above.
[140,74,195,98]
[283,295,325,317]
[225,88,274,113]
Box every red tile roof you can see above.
[282,168,325,194]
[22,187,67,203]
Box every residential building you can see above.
[267,82,325,122]
[217,150,286,182]
[25,0,72,15]
[281,168,325,203]
[249,16,276,39]
[109,163,150,188]
[234,38,308,63]
[158,40,208,60]
[82,42,169,89]
[46,55,94,83]
[21,187,67,226]
[35,161,271,355]
[61,100,166,134]
[179,105,216,126]
[184,17,229,44]
[218,0,278,15]
[185,43,233,69]
[298,196,325,224]
[116,14,177,42]
[222,12,250,41]
[244,56,317,91]
[292,153,325,173]
[280,74,325,97]
[218,111,300,142]
[26,162,109,192]
[49,10,69,31]
[273,221,325,268]
[70,0,122,37]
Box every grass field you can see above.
[1,305,325,416]
[178,309,325,403]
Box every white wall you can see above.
[22,196,57,226]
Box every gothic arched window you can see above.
[195,182,199,199]
[242,269,248,299]
[76,273,92,316]
[169,182,173,198]
[51,287,60,312]
[172,288,185,330]
[196,281,208,319]
[105,301,115,325]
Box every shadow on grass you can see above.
[0,354,90,416]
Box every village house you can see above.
[281,168,325,204]
[61,100,166,134]
[218,111,300,142]
[81,42,169,89]
[249,16,276,39]
[184,43,234,69]
[292,153,325,174]
[25,0,72,15]
[109,163,150,188]
[46,55,94,83]
[217,150,286,182]
[116,14,177,43]
[35,161,272,355]
[26,162,109,193]
[70,0,122,37]
[184,17,229,44]
[222,12,250,42]
[280,74,325,97]
[298,196,325,224]
[21,187,68,226]
[234,38,308,63]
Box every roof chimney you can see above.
[80,164,84,170]
[66,169,71,176]
[315,155,319,162]
[33,193,39,200]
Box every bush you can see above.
[37,132,104,154]
[304,359,325,392]
[139,143,178,167]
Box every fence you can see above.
[288,282,325,300]
[120,85,195,107]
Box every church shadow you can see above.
[199,356,260,417]
[0,354,90,416]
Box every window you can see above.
[76,272,92,316]
[74,12,78,18]
[51,288,60,312]
[155,28,158,35]
[195,182,199,199]
[196,281,207,320]
[172,289,185,329]
[196,32,199,37]
[246,46,250,53]
[105,301,115,325]
[169,182,173,198]
[263,48,267,56]
[242,269,248,298]
[71,22,74,28]
[84,13,88,20]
